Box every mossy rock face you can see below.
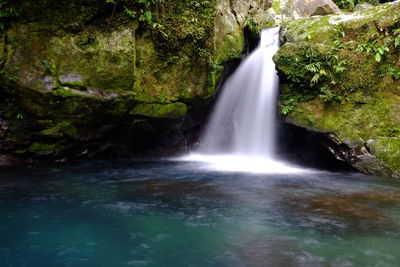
[6,24,137,93]
[0,0,278,161]
[275,1,400,178]
[130,103,187,119]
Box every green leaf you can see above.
[395,38,400,48]
[310,74,320,85]
[124,6,136,18]
[375,53,381,62]
[16,113,24,120]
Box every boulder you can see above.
[311,3,340,16]
[296,0,341,17]
[354,3,375,11]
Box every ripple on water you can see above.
[0,161,400,266]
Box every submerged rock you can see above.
[275,1,400,178]
[345,190,400,206]
[287,192,397,232]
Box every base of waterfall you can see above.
[180,153,312,174]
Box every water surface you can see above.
[1,160,400,266]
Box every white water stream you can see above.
[183,27,306,173]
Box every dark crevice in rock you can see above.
[244,26,261,54]
[276,122,356,171]
[229,0,240,28]
[276,121,399,177]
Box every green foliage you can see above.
[16,113,24,120]
[355,26,400,65]
[356,41,390,62]
[9,76,19,82]
[106,0,165,30]
[319,86,343,102]
[393,29,400,48]
[378,65,400,80]
[333,28,347,49]
[386,126,400,137]
[0,0,19,32]
[303,47,347,87]
[276,20,398,116]
[104,0,216,58]
[279,93,303,115]
[244,19,262,40]
[334,0,355,11]
[305,114,316,125]
[276,44,348,115]
[123,6,136,17]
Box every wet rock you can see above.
[354,3,374,12]
[59,73,83,84]
[320,133,395,177]
[37,76,55,92]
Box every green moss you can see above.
[368,138,400,173]
[28,142,60,155]
[60,81,86,91]
[130,102,187,119]
[214,32,244,65]
[207,62,224,97]
[41,121,79,139]
[282,16,334,45]
[272,0,282,13]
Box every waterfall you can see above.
[199,27,280,158]
[182,27,305,173]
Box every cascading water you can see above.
[183,27,306,173]
[199,27,280,157]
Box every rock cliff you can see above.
[275,1,400,177]
[0,0,275,161]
